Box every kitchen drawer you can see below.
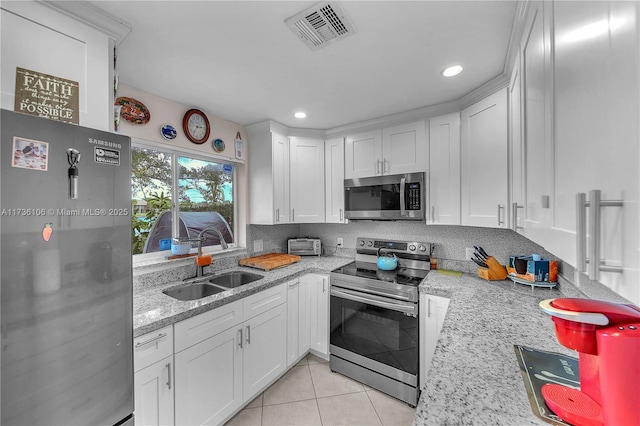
[174,299,243,353]
[243,283,287,320]
[134,325,174,372]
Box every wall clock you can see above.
[182,109,210,144]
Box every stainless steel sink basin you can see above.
[209,271,263,289]
[163,283,226,301]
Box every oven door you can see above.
[329,287,419,381]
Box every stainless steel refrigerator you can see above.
[1,109,134,425]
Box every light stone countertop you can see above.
[414,271,574,425]
[133,255,354,337]
[134,256,576,424]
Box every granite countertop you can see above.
[134,255,575,424]
[133,255,354,337]
[414,271,574,425]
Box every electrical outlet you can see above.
[465,247,475,261]
[337,237,344,248]
[253,239,263,252]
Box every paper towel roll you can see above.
[33,249,61,294]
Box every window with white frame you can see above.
[131,143,235,258]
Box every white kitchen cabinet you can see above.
[550,1,639,305]
[286,277,310,366]
[509,51,524,233]
[309,274,329,357]
[290,137,325,223]
[134,326,175,426]
[174,325,243,426]
[419,294,450,389]
[428,112,461,225]
[246,122,290,224]
[344,129,382,178]
[382,121,427,176]
[134,357,174,426]
[243,303,288,399]
[325,137,346,223]
[0,2,127,131]
[345,121,426,179]
[173,284,288,425]
[521,1,553,238]
[460,88,509,228]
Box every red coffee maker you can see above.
[539,298,640,426]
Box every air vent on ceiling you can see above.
[285,1,356,50]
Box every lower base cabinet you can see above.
[174,326,243,425]
[134,277,324,426]
[419,294,450,390]
[174,284,287,426]
[134,357,174,426]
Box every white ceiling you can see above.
[88,1,518,130]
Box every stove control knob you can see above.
[367,241,373,247]
[359,240,365,247]
[409,245,416,251]
[419,245,427,252]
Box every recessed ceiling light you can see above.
[294,112,307,119]
[442,65,463,77]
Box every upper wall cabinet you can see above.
[0,2,128,131]
[510,1,640,305]
[325,138,345,223]
[290,137,325,223]
[428,112,461,225]
[460,88,509,228]
[345,121,426,179]
[247,122,290,225]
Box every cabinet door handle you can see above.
[586,190,624,280]
[276,208,280,223]
[431,206,435,223]
[383,159,388,174]
[292,208,295,222]
[427,298,432,318]
[376,159,382,175]
[166,363,172,390]
[135,332,167,349]
[246,325,251,345]
[339,208,343,222]
[512,203,523,231]
[322,277,326,293]
[289,281,299,288]
[497,205,504,226]
[238,328,243,349]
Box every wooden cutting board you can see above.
[238,253,301,271]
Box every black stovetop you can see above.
[331,261,428,287]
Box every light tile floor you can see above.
[225,353,416,426]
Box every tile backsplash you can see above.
[249,222,556,275]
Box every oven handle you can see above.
[330,287,417,316]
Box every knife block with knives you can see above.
[477,257,508,280]
[472,246,508,281]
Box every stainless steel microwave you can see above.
[344,172,425,221]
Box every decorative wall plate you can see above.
[212,138,225,152]
[115,97,150,124]
[161,124,177,140]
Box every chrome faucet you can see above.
[195,226,228,277]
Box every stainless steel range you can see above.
[329,237,432,406]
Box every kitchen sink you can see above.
[163,283,226,301]
[209,271,263,289]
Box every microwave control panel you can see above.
[407,182,421,210]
